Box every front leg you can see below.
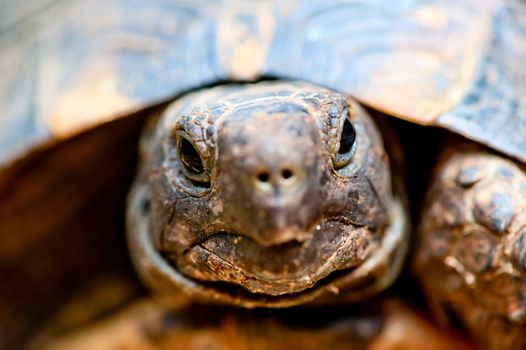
[414,143,526,350]
[36,298,470,350]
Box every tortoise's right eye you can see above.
[177,133,210,186]
[180,138,204,174]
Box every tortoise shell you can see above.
[1,0,525,167]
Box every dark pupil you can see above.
[180,138,205,174]
[338,119,356,154]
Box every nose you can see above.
[217,109,323,246]
[253,164,304,196]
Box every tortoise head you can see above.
[127,81,407,307]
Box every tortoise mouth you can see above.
[165,219,379,297]
[170,261,363,305]
[128,188,408,308]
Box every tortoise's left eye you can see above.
[333,110,357,169]
[177,132,210,186]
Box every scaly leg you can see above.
[414,143,526,350]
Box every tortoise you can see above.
[1,0,525,349]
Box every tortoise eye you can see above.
[180,138,204,173]
[333,111,357,169]
[177,133,210,186]
[338,118,356,154]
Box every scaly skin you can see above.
[415,143,526,350]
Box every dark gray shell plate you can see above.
[438,1,526,163]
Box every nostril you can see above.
[257,171,270,183]
[281,168,294,180]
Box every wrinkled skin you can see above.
[127,81,408,307]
